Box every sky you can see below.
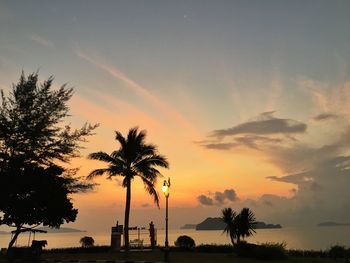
[1,0,350,231]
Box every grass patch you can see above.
[195,244,234,253]
[43,245,111,254]
[235,242,288,260]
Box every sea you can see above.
[1,226,349,250]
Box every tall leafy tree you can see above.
[88,127,169,251]
[0,72,97,248]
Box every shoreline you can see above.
[1,226,350,251]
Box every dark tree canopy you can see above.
[0,165,77,227]
[0,72,96,167]
[0,72,97,248]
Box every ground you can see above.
[0,251,337,263]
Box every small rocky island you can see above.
[37,227,85,233]
[180,224,197,229]
[195,217,282,230]
[318,221,350,227]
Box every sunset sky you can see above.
[1,0,350,231]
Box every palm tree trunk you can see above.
[230,234,235,246]
[124,178,131,252]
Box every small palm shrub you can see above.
[174,235,195,250]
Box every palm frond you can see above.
[238,207,257,238]
[135,167,162,182]
[139,176,160,208]
[115,130,126,149]
[140,144,157,154]
[221,208,236,234]
[105,166,125,180]
[87,168,109,180]
[134,154,169,170]
[133,155,168,183]
[88,151,117,164]
[132,144,157,163]
[131,127,146,145]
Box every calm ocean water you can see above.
[1,226,349,250]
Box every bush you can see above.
[80,236,95,248]
[329,245,346,259]
[174,235,195,250]
[235,241,287,260]
[288,249,328,258]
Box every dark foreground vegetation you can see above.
[1,244,348,263]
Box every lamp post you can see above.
[162,177,171,262]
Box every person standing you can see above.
[149,221,156,249]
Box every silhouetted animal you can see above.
[31,240,47,249]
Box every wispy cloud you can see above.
[313,112,340,122]
[265,66,283,112]
[210,112,307,139]
[298,77,350,115]
[201,142,238,150]
[75,48,198,137]
[199,112,304,151]
[30,34,54,48]
[74,47,235,170]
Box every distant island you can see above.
[180,224,197,229]
[318,221,350,227]
[195,217,282,230]
[37,227,85,233]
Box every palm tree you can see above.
[237,207,256,242]
[222,207,257,245]
[221,207,238,246]
[87,127,169,251]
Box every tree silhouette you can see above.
[88,127,169,251]
[0,72,97,248]
[237,207,256,242]
[222,207,257,245]
[80,236,95,248]
[221,207,238,246]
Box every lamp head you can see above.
[162,179,170,197]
